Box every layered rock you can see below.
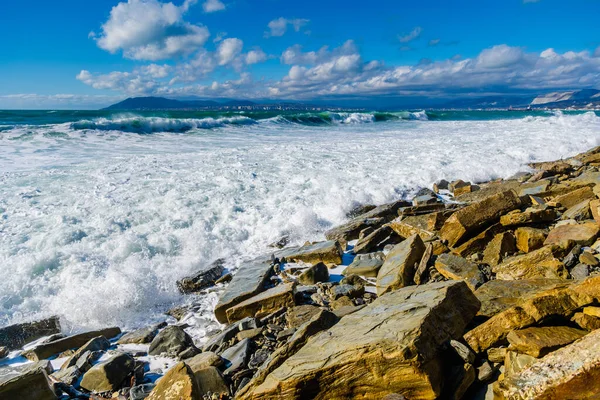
[226,283,296,323]
[434,253,484,291]
[376,234,425,295]
[0,316,61,351]
[492,245,569,280]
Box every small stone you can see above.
[297,262,329,285]
[148,325,196,358]
[478,361,495,382]
[579,251,599,266]
[449,339,476,364]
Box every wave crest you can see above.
[71,116,257,133]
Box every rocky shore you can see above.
[5,146,600,399]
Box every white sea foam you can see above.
[1,112,599,335]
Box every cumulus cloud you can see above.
[216,38,243,65]
[202,0,225,12]
[245,49,268,65]
[94,0,209,60]
[265,17,309,38]
[398,27,422,43]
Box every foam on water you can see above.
[1,111,600,334]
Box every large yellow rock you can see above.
[225,283,296,323]
[514,227,546,253]
[499,208,557,227]
[499,329,600,399]
[439,190,521,247]
[482,231,516,266]
[434,253,484,291]
[544,221,600,246]
[147,362,201,400]
[492,245,568,280]
[239,281,480,400]
[389,217,435,241]
[553,186,596,209]
[452,224,505,258]
[376,234,425,295]
[506,326,587,357]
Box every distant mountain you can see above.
[103,96,253,110]
[530,89,600,108]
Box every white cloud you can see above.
[265,17,309,38]
[398,27,422,43]
[595,46,600,58]
[94,0,209,61]
[246,49,267,65]
[476,44,527,69]
[217,38,243,65]
[202,0,225,12]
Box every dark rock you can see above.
[353,225,402,254]
[0,346,8,359]
[215,273,232,284]
[62,336,110,370]
[80,352,135,393]
[193,366,230,397]
[148,326,196,358]
[285,305,321,329]
[226,283,296,323]
[329,284,365,300]
[220,338,253,376]
[248,348,271,369]
[0,316,61,351]
[297,262,329,285]
[177,259,225,294]
[0,367,56,400]
[276,240,343,265]
[117,322,167,345]
[564,244,583,268]
[346,204,376,218]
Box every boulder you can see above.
[376,234,426,295]
[499,208,557,227]
[22,327,121,361]
[452,224,506,258]
[177,259,225,294]
[517,179,551,196]
[343,253,384,277]
[439,190,521,247]
[220,338,252,376]
[514,227,546,253]
[434,253,484,291]
[482,231,516,266]
[186,352,224,371]
[563,199,592,221]
[277,240,343,265]
[192,366,229,397]
[51,365,81,386]
[285,305,321,329]
[117,322,166,345]
[544,221,600,246]
[553,186,596,209]
[148,325,196,358]
[80,353,135,393]
[297,263,329,285]
[474,279,569,318]
[146,362,201,400]
[0,316,61,351]
[61,336,110,370]
[389,216,436,241]
[214,260,273,323]
[414,242,433,285]
[238,281,480,400]
[352,225,401,254]
[499,329,600,399]
[412,188,439,205]
[226,283,295,323]
[506,326,587,357]
[0,367,56,400]
[492,245,568,280]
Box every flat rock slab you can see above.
[376,234,425,295]
[544,221,600,246]
[0,316,61,351]
[214,260,273,323]
[492,245,568,280]
[507,326,587,358]
[276,240,342,265]
[0,368,56,400]
[499,208,557,227]
[239,281,480,400]
[499,329,600,399]
[515,227,547,253]
[343,255,384,277]
[22,327,121,361]
[434,253,484,291]
[226,283,296,323]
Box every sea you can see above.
[1,109,600,335]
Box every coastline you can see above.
[4,144,600,398]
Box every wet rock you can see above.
[297,262,329,285]
[482,231,516,266]
[376,234,426,295]
[277,240,343,265]
[439,190,521,247]
[177,259,225,294]
[492,245,569,280]
[448,363,475,400]
[434,253,485,291]
[499,208,557,227]
[22,327,121,361]
[220,338,253,376]
[80,352,135,393]
[343,252,384,277]
[148,325,197,358]
[226,282,295,323]
[0,316,61,351]
[544,221,600,246]
[499,329,600,399]
[117,322,167,345]
[507,326,587,357]
[238,281,479,400]
[62,336,110,370]
[186,352,224,371]
[146,362,200,400]
[514,227,546,253]
[0,367,56,400]
[214,260,273,323]
[353,225,401,254]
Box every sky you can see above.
[1,0,600,109]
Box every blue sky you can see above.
[1,0,599,108]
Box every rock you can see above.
[148,325,196,358]
[571,263,590,279]
[352,225,401,254]
[202,322,240,353]
[80,353,135,393]
[517,179,551,196]
[343,253,384,277]
[236,327,263,341]
[503,350,538,378]
[22,327,121,361]
[499,329,600,399]
[414,242,433,285]
[478,361,495,382]
[449,339,476,364]
[237,310,339,399]
[487,347,507,363]
[329,284,364,300]
[324,200,409,244]
[452,224,506,258]
[449,363,475,400]
[579,251,599,266]
[507,326,587,357]
[0,316,61,351]
[376,234,426,295]
[553,186,596,209]
[0,346,7,359]
[146,362,201,400]
[51,365,81,386]
[226,282,296,323]
[130,383,156,400]
[214,260,273,324]
[177,259,225,294]
[285,305,321,329]
[238,281,480,400]
[215,273,232,284]
[332,304,366,318]
[499,208,557,227]
[590,199,600,225]
[482,231,516,266]
[297,263,329,285]
[544,221,600,246]
[440,190,521,247]
[277,240,343,265]
[117,322,167,345]
[449,179,470,193]
[514,227,546,253]
[193,366,230,397]
[563,199,592,220]
[433,179,449,193]
[474,279,569,318]
[186,352,224,371]
[571,312,600,330]
[583,306,600,318]
[330,296,354,309]
[62,336,110,370]
[492,245,569,280]
[389,216,436,241]
[346,204,377,218]
[220,338,252,376]
[0,367,56,400]
[464,283,593,353]
[454,183,478,197]
[435,253,485,291]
